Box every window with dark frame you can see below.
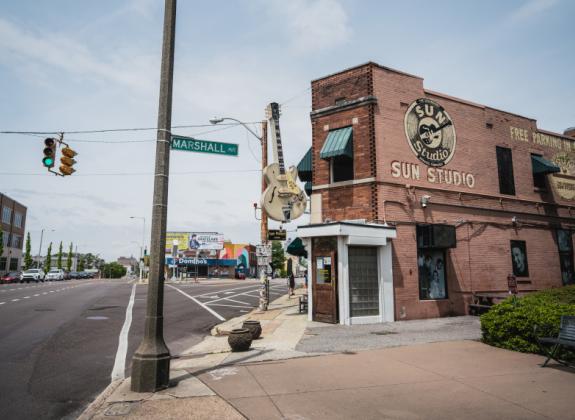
[531,153,547,190]
[510,240,529,277]
[331,155,354,182]
[0,257,6,271]
[496,146,516,195]
[416,225,450,300]
[556,229,574,285]
[9,258,18,271]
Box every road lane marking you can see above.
[23,296,30,299]
[167,284,225,321]
[111,284,137,381]
[34,294,40,297]
[203,288,263,305]
[191,283,262,298]
[222,298,252,306]
[12,299,19,302]
[0,302,4,305]
[208,303,256,309]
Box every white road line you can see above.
[191,283,262,298]
[12,299,19,302]
[34,294,40,297]
[23,296,30,299]
[222,297,252,306]
[207,303,256,309]
[0,302,4,305]
[167,284,225,321]
[111,284,137,381]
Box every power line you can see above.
[0,169,262,177]
[0,121,261,136]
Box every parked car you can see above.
[69,271,80,279]
[46,269,65,281]
[1,272,21,284]
[21,269,45,283]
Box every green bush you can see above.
[480,286,575,355]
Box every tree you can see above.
[102,262,127,279]
[66,243,73,271]
[271,240,286,276]
[57,241,63,269]
[45,242,52,270]
[78,256,85,272]
[24,232,33,270]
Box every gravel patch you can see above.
[296,316,481,353]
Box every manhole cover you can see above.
[86,316,109,320]
[371,331,398,335]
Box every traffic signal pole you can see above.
[130,0,176,393]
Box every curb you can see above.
[76,379,123,420]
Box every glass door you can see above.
[348,246,379,317]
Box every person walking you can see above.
[288,273,295,297]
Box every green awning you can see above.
[287,237,307,257]
[304,181,312,196]
[297,147,312,182]
[320,126,353,159]
[532,155,560,175]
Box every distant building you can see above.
[117,256,138,274]
[0,193,27,275]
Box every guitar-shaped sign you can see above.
[261,102,307,222]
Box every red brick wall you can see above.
[310,62,574,320]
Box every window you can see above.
[2,206,11,224]
[2,231,9,247]
[349,247,379,317]
[13,212,23,228]
[496,146,515,195]
[331,156,354,182]
[9,258,18,271]
[0,257,6,271]
[417,225,450,300]
[532,154,546,189]
[557,230,574,285]
[510,240,529,277]
[11,234,22,249]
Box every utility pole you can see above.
[261,120,268,243]
[131,0,176,393]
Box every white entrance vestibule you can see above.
[297,221,397,325]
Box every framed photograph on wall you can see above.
[510,240,529,277]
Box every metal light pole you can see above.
[36,229,55,268]
[131,0,176,393]
[130,216,146,282]
[210,117,269,308]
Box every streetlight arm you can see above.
[211,117,262,143]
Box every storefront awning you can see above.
[304,181,312,196]
[319,126,353,159]
[532,155,560,175]
[287,237,307,257]
[297,147,312,182]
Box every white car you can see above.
[45,269,65,281]
[20,269,45,283]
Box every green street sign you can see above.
[171,135,239,156]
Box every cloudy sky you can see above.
[1,0,574,261]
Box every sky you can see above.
[1,0,574,261]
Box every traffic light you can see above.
[42,138,57,168]
[59,147,77,176]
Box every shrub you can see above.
[480,286,575,354]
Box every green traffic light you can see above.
[43,157,54,167]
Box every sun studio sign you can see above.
[404,98,457,167]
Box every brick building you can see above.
[296,62,575,324]
[1,193,27,275]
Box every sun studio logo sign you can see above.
[404,98,456,167]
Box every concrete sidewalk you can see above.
[81,289,575,419]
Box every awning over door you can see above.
[319,126,353,159]
[287,237,307,257]
[297,147,312,182]
[532,155,560,174]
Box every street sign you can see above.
[257,256,271,266]
[267,229,286,241]
[171,135,239,156]
[256,244,272,257]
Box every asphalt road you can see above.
[0,277,287,420]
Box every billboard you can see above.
[165,232,224,252]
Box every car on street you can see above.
[69,271,80,279]
[45,269,65,281]
[1,272,21,284]
[20,269,45,283]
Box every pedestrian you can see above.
[289,273,295,297]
